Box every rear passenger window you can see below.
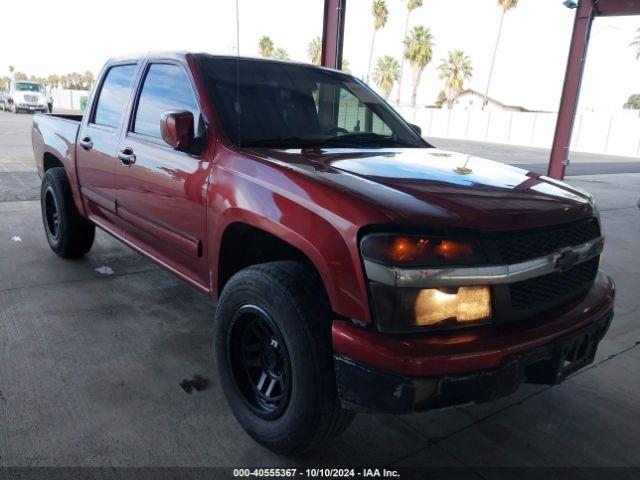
[92,64,136,128]
[133,64,199,140]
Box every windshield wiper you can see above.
[323,132,416,147]
[242,137,325,149]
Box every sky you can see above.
[0,0,638,113]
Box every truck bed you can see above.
[32,113,83,178]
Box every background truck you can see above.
[31,52,615,454]
[7,80,49,113]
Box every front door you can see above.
[115,62,209,289]
[76,63,138,231]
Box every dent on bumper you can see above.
[332,272,615,378]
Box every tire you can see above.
[214,261,355,454]
[12,103,19,114]
[41,167,95,258]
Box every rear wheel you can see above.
[41,167,95,258]
[214,261,355,454]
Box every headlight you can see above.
[361,234,492,333]
[369,283,492,333]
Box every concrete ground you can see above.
[1,111,639,474]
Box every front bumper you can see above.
[332,272,615,414]
[16,103,47,111]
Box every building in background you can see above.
[451,88,540,113]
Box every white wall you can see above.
[400,106,640,158]
[49,88,90,112]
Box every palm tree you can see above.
[373,55,401,100]
[273,48,290,60]
[483,0,519,109]
[631,28,640,60]
[623,94,640,110]
[307,36,322,65]
[258,36,274,58]
[404,26,434,107]
[438,50,473,108]
[46,75,60,88]
[82,71,95,89]
[366,0,389,83]
[396,0,423,105]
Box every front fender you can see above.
[207,150,373,323]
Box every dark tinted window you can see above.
[93,64,136,128]
[133,64,199,139]
[197,57,425,149]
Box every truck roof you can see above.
[103,51,344,74]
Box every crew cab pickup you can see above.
[32,52,615,454]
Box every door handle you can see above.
[79,136,93,150]
[118,148,136,166]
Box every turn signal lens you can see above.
[414,286,492,327]
[361,235,483,266]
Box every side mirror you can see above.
[409,123,422,136]
[160,110,194,150]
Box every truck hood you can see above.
[249,147,595,231]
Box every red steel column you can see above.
[321,0,346,69]
[548,0,595,179]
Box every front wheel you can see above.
[41,167,95,258]
[214,261,354,454]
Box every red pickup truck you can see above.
[32,52,614,454]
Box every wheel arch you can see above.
[213,214,369,323]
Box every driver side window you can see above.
[133,64,199,141]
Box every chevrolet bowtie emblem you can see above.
[555,248,581,272]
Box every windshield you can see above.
[15,82,42,92]
[198,57,426,149]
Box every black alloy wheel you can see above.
[43,187,60,241]
[229,305,292,419]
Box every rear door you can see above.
[115,62,210,289]
[76,63,138,230]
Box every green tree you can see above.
[483,0,519,109]
[396,0,422,105]
[341,59,352,73]
[82,70,95,89]
[404,26,434,107]
[273,48,290,60]
[307,36,322,65]
[373,55,401,100]
[624,94,640,110]
[13,72,28,81]
[0,76,10,91]
[258,36,274,58]
[366,0,389,82]
[631,28,640,60]
[438,49,473,108]
[434,89,447,109]
[46,75,60,88]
